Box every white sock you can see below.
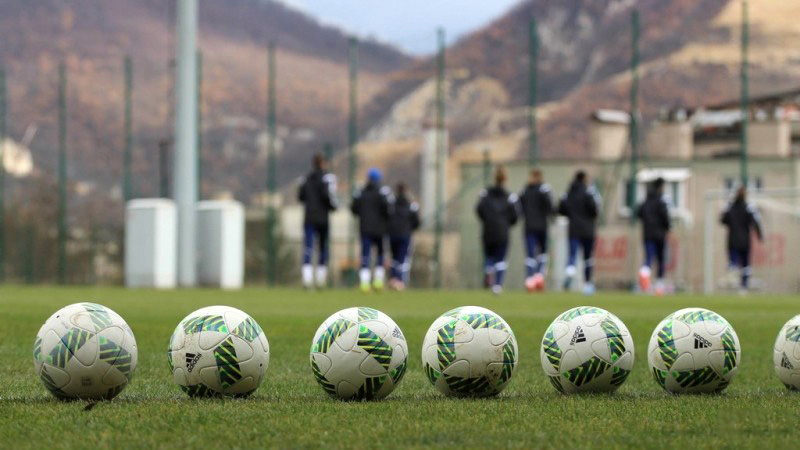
[359,268,371,286]
[374,266,385,284]
[565,265,576,278]
[302,264,313,288]
[315,266,328,287]
[640,266,651,277]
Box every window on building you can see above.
[619,168,690,218]
[723,176,763,194]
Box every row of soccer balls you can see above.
[32,303,800,400]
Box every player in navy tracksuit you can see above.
[558,170,602,295]
[476,166,519,295]
[351,168,393,292]
[298,154,337,289]
[519,169,553,292]
[721,187,763,292]
[388,182,420,291]
[637,178,671,295]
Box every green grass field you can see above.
[1,286,799,449]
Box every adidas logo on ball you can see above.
[693,334,712,349]
[570,326,586,345]
[185,353,201,372]
[782,353,794,370]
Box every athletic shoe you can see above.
[532,273,545,291]
[360,282,371,294]
[653,279,666,296]
[373,279,384,292]
[563,265,576,290]
[638,266,651,293]
[491,285,503,295]
[525,276,536,292]
[582,282,596,296]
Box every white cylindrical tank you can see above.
[197,200,245,289]
[125,199,177,289]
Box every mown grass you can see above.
[0,286,798,449]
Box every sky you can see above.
[274,0,523,55]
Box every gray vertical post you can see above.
[123,56,133,203]
[347,38,358,270]
[740,0,749,186]
[627,10,640,223]
[173,0,198,287]
[0,66,5,282]
[57,63,67,284]
[528,18,538,167]
[265,42,277,285]
[433,28,445,289]
[197,49,203,201]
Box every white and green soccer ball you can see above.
[773,314,800,390]
[648,308,740,394]
[33,303,137,401]
[310,307,408,400]
[168,306,270,398]
[541,306,634,394]
[422,306,517,397]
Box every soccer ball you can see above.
[168,306,269,397]
[540,306,634,393]
[33,303,137,401]
[648,308,740,394]
[421,306,517,397]
[773,315,800,390]
[310,307,408,400]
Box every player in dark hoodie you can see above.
[388,182,420,291]
[351,168,393,293]
[476,166,519,295]
[636,177,671,295]
[298,153,337,289]
[519,168,553,292]
[721,186,763,293]
[558,170,602,295]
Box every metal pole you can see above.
[25,226,34,284]
[627,10,640,223]
[123,56,133,203]
[0,66,6,282]
[528,18,539,167]
[482,148,491,187]
[57,63,68,284]
[433,28,445,289]
[740,0,749,187]
[173,0,198,287]
[265,41,277,285]
[197,49,203,201]
[159,139,170,197]
[347,37,359,267]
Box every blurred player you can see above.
[636,177,671,295]
[721,186,763,293]
[351,168,393,293]
[519,168,553,292]
[298,153,337,289]
[476,166,519,295]
[388,182,421,291]
[558,170,601,295]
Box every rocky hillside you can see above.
[360,0,800,180]
[0,0,410,205]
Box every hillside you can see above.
[0,0,411,206]
[360,0,800,183]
